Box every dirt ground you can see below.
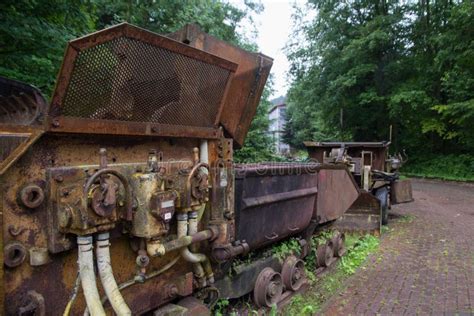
[321,178,474,315]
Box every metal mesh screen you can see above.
[61,36,232,127]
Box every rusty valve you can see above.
[19,184,44,209]
[84,148,133,220]
[91,178,118,217]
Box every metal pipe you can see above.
[146,229,215,257]
[77,236,106,316]
[189,211,214,284]
[184,213,207,263]
[96,233,131,316]
[177,214,206,287]
[211,242,250,262]
[200,140,209,172]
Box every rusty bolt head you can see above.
[19,184,45,209]
[136,253,150,268]
[51,119,60,128]
[4,241,27,268]
[166,284,179,298]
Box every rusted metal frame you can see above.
[234,54,273,142]
[48,45,78,120]
[304,141,391,148]
[214,71,235,126]
[167,24,273,147]
[68,23,237,72]
[242,187,318,209]
[48,23,237,137]
[48,117,220,139]
[235,162,351,178]
[0,127,44,175]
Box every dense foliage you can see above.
[285,0,474,176]
[0,0,276,162]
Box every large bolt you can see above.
[166,284,179,298]
[4,241,27,268]
[19,185,44,209]
[51,119,60,128]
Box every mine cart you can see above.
[305,141,414,226]
[1,23,362,315]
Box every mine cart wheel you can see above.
[316,242,334,268]
[376,187,389,225]
[253,267,283,308]
[331,232,346,257]
[282,255,306,291]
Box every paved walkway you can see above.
[322,179,474,315]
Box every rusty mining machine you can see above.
[1,23,375,315]
[305,141,414,227]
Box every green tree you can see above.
[285,0,474,165]
[0,0,96,94]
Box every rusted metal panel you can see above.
[234,163,319,250]
[0,77,47,176]
[0,136,204,314]
[168,24,273,148]
[0,128,43,176]
[333,192,381,234]
[391,179,414,204]
[316,168,360,224]
[49,117,221,139]
[48,23,237,139]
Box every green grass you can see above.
[402,154,474,182]
[397,214,416,223]
[284,233,380,315]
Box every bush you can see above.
[403,154,474,181]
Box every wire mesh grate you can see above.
[61,36,231,127]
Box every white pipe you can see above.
[177,216,206,263]
[96,233,131,316]
[77,236,106,316]
[199,140,209,174]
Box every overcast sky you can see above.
[231,0,306,100]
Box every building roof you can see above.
[269,95,287,113]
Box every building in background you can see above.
[269,96,290,155]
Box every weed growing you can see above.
[212,232,380,315]
[397,214,416,223]
[284,233,380,315]
[340,234,379,275]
